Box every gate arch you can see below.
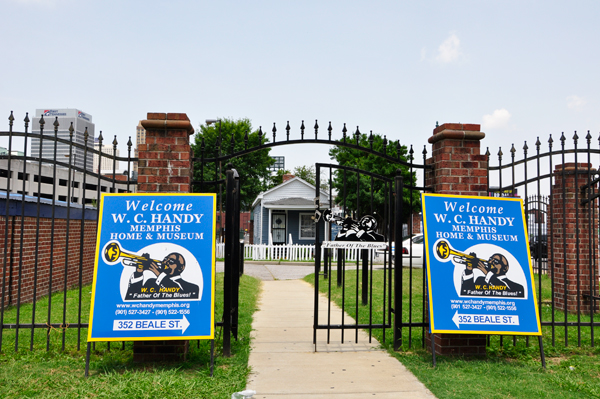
[190,120,432,350]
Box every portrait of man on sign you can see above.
[460,252,525,298]
[433,240,528,299]
[125,251,200,300]
[102,241,204,302]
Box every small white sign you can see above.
[321,241,388,250]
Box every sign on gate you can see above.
[422,194,541,335]
[88,193,216,341]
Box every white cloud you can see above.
[420,48,427,62]
[566,95,586,109]
[436,33,462,64]
[482,109,511,130]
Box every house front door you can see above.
[272,212,286,244]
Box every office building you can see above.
[31,109,95,171]
[134,121,146,173]
[93,137,120,173]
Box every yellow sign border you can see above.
[87,193,217,342]
[422,193,542,336]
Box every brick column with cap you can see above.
[551,163,598,314]
[133,112,194,362]
[424,123,488,356]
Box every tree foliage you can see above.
[328,134,420,231]
[191,118,275,210]
[292,165,329,191]
[266,168,291,190]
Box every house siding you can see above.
[263,179,316,203]
[287,210,325,244]
[250,177,330,244]
[253,206,261,244]
[261,206,269,244]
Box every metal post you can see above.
[210,339,215,377]
[313,166,321,347]
[337,249,343,287]
[362,249,368,305]
[231,174,241,341]
[85,342,91,377]
[538,336,546,368]
[223,168,239,356]
[393,174,403,351]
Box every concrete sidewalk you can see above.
[246,279,436,398]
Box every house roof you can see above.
[252,176,330,209]
[262,196,331,210]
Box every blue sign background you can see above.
[422,194,541,335]
[88,193,216,341]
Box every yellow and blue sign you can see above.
[422,193,541,335]
[88,193,216,341]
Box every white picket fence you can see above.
[215,243,380,262]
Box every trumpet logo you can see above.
[435,240,488,266]
[104,242,122,263]
[102,241,167,272]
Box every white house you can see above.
[251,176,330,245]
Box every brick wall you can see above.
[133,112,194,362]
[550,163,598,313]
[0,215,97,309]
[424,123,488,356]
[138,112,194,193]
[425,123,487,195]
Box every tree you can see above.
[293,165,329,191]
[191,118,275,210]
[328,133,420,233]
[266,168,291,189]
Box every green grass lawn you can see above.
[0,273,261,399]
[307,269,600,399]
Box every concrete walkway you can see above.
[245,278,436,398]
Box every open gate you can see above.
[190,120,429,353]
[312,163,406,349]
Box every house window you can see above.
[299,213,315,239]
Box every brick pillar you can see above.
[133,112,194,362]
[551,163,598,314]
[424,123,488,356]
[137,112,194,193]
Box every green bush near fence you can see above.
[0,273,261,399]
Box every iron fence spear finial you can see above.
[586,131,592,145]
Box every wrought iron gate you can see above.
[192,120,430,351]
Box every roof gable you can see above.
[252,176,329,208]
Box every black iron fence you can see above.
[1,112,136,352]
[487,132,600,347]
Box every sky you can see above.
[1,0,599,184]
